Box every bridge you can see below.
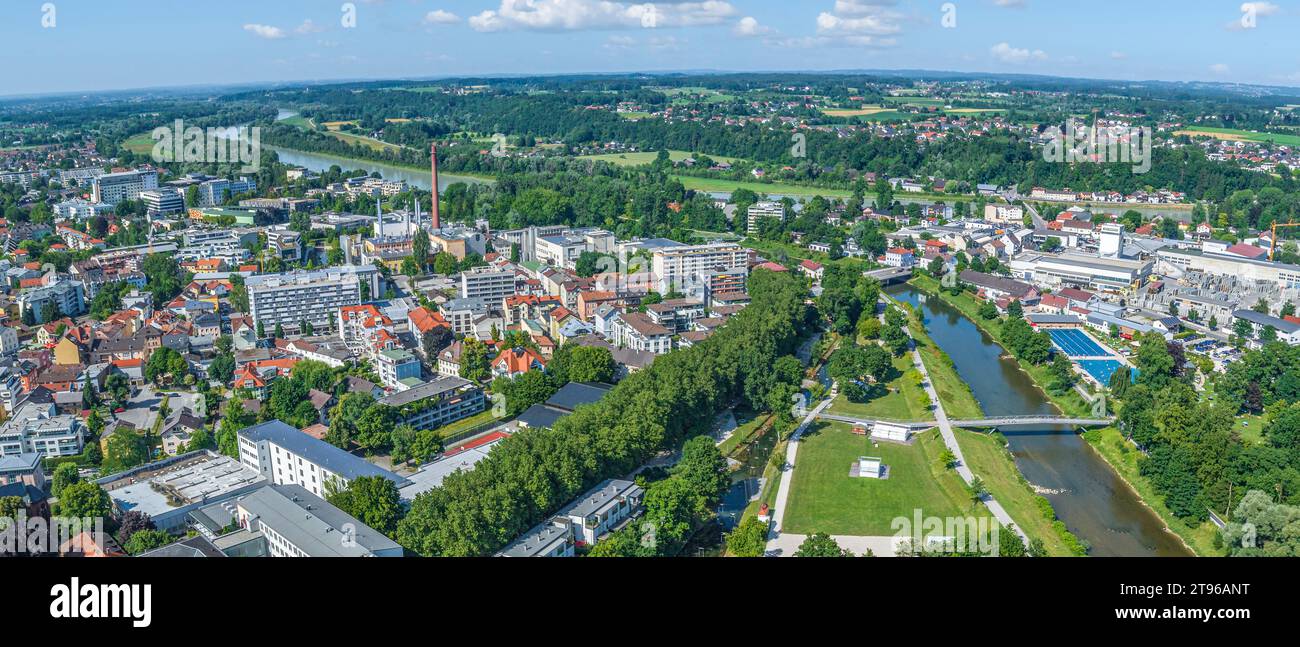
[816,413,1114,429]
[864,266,914,286]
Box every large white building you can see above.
[236,420,410,498]
[496,479,644,556]
[459,266,516,308]
[1010,252,1152,293]
[141,188,185,216]
[92,169,158,205]
[18,280,87,323]
[651,242,750,294]
[747,201,785,234]
[246,265,380,334]
[0,402,84,458]
[611,311,673,354]
[232,484,403,557]
[1156,247,1300,290]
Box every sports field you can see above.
[1046,328,1110,358]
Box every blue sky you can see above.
[5,1,1300,96]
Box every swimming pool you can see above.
[1077,359,1138,385]
[1047,328,1111,358]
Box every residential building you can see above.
[496,478,644,555]
[227,484,403,557]
[237,420,410,498]
[0,402,84,458]
[375,348,422,390]
[141,188,185,216]
[378,376,486,431]
[746,201,784,234]
[92,169,158,205]
[651,242,750,294]
[459,265,516,308]
[246,266,380,335]
[611,311,673,354]
[18,280,86,323]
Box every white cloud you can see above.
[469,0,736,32]
[733,16,772,37]
[990,42,1047,64]
[814,1,904,47]
[1210,63,1231,75]
[423,10,461,25]
[295,19,324,35]
[243,24,287,39]
[994,0,1027,7]
[1227,2,1282,30]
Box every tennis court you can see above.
[1047,328,1111,358]
[1077,359,1138,385]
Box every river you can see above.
[887,284,1193,557]
[269,109,490,191]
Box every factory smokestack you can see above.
[430,142,440,230]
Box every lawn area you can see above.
[1236,414,1265,445]
[783,422,991,536]
[579,149,746,167]
[828,355,932,421]
[718,409,771,457]
[672,175,855,198]
[122,131,156,155]
[896,299,984,420]
[1083,427,1221,556]
[954,429,1085,556]
[435,409,501,441]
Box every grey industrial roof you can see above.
[378,375,473,407]
[238,484,402,557]
[136,534,226,558]
[516,404,568,430]
[544,382,612,412]
[238,420,410,487]
[1233,309,1300,334]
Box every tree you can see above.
[459,338,491,382]
[117,510,156,544]
[411,231,431,271]
[725,517,769,557]
[145,347,189,385]
[209,353,236,384]
[421,325,454,361]
[491,371,558,417]
[794,532,853,557]
[641,477,704,551]
[124,529,174,555]
[549,345,615,385]
[1134,331,1175,389]
[56,481,111,520]
[326,475,403,536]
[327,392,374,449]
[102,429,149,474]
[51,463,81,497]
[353,403,397,452]
[672,436,729,509]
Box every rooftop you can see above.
[238,420,410,487]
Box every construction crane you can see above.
[1270,222,1300,260]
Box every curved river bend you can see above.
[888,285,1192,557]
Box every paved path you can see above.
[763,395,834,554]
[767,532,898,557]
[892,298,1029,547]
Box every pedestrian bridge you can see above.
[816,413,1114,429]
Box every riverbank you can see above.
[907,274,1094,417]
[1082,427,1220,556]
[890,295,984,419]
[908,274,1207,556]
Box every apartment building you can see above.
[378,376,486,431]
[53,199,113,221]
[496,478,644,556]
[0,402,84,458]
[198,177,257,207]
[141,188,185,216]
[246,266,380,335]
[92,169,159,205]
[232,484,403,557]
[746,201,785,234]
[266,226,303,263]
[375,348,422,390]
[18,280,86,323]
[236,420,410,498]
[459,265,517,308]
[611,311,673,354]
[651,242,750,294]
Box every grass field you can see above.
[1083,427,1220,556]
[821,106,895,118]
[279,115,406,153]
[954,429,1085,556]
[1175,126,1300,147]
[672,175,855,198]
[579,149,746,167]
[827,355,932,421]
[783,422,991,536]
[718,409,770,457]
[122,131,156,155]
[899,301,985,420]
[435,410,500,441]
[1236,414,1265,445]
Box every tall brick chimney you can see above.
[430,142,440,230]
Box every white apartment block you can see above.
[459,266,516,308]
[92,169,158,205]
[18,280,87,323]
[234,484,403,557]
[54,199,114,221]
[0,402,84,458]
[246,265,380,334]
[651,242,750,294]
[141,188,185,216]
[611,311,673,354]
[236,420,409,498]
[983,204,1024,224]
[746,201,785,234]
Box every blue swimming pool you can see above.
[1047,328,1110,358]
[1077,359,1138,385]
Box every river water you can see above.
[887,285,1193,557]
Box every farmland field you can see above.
[579,149,746,167]
[1174,126,1300,147]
